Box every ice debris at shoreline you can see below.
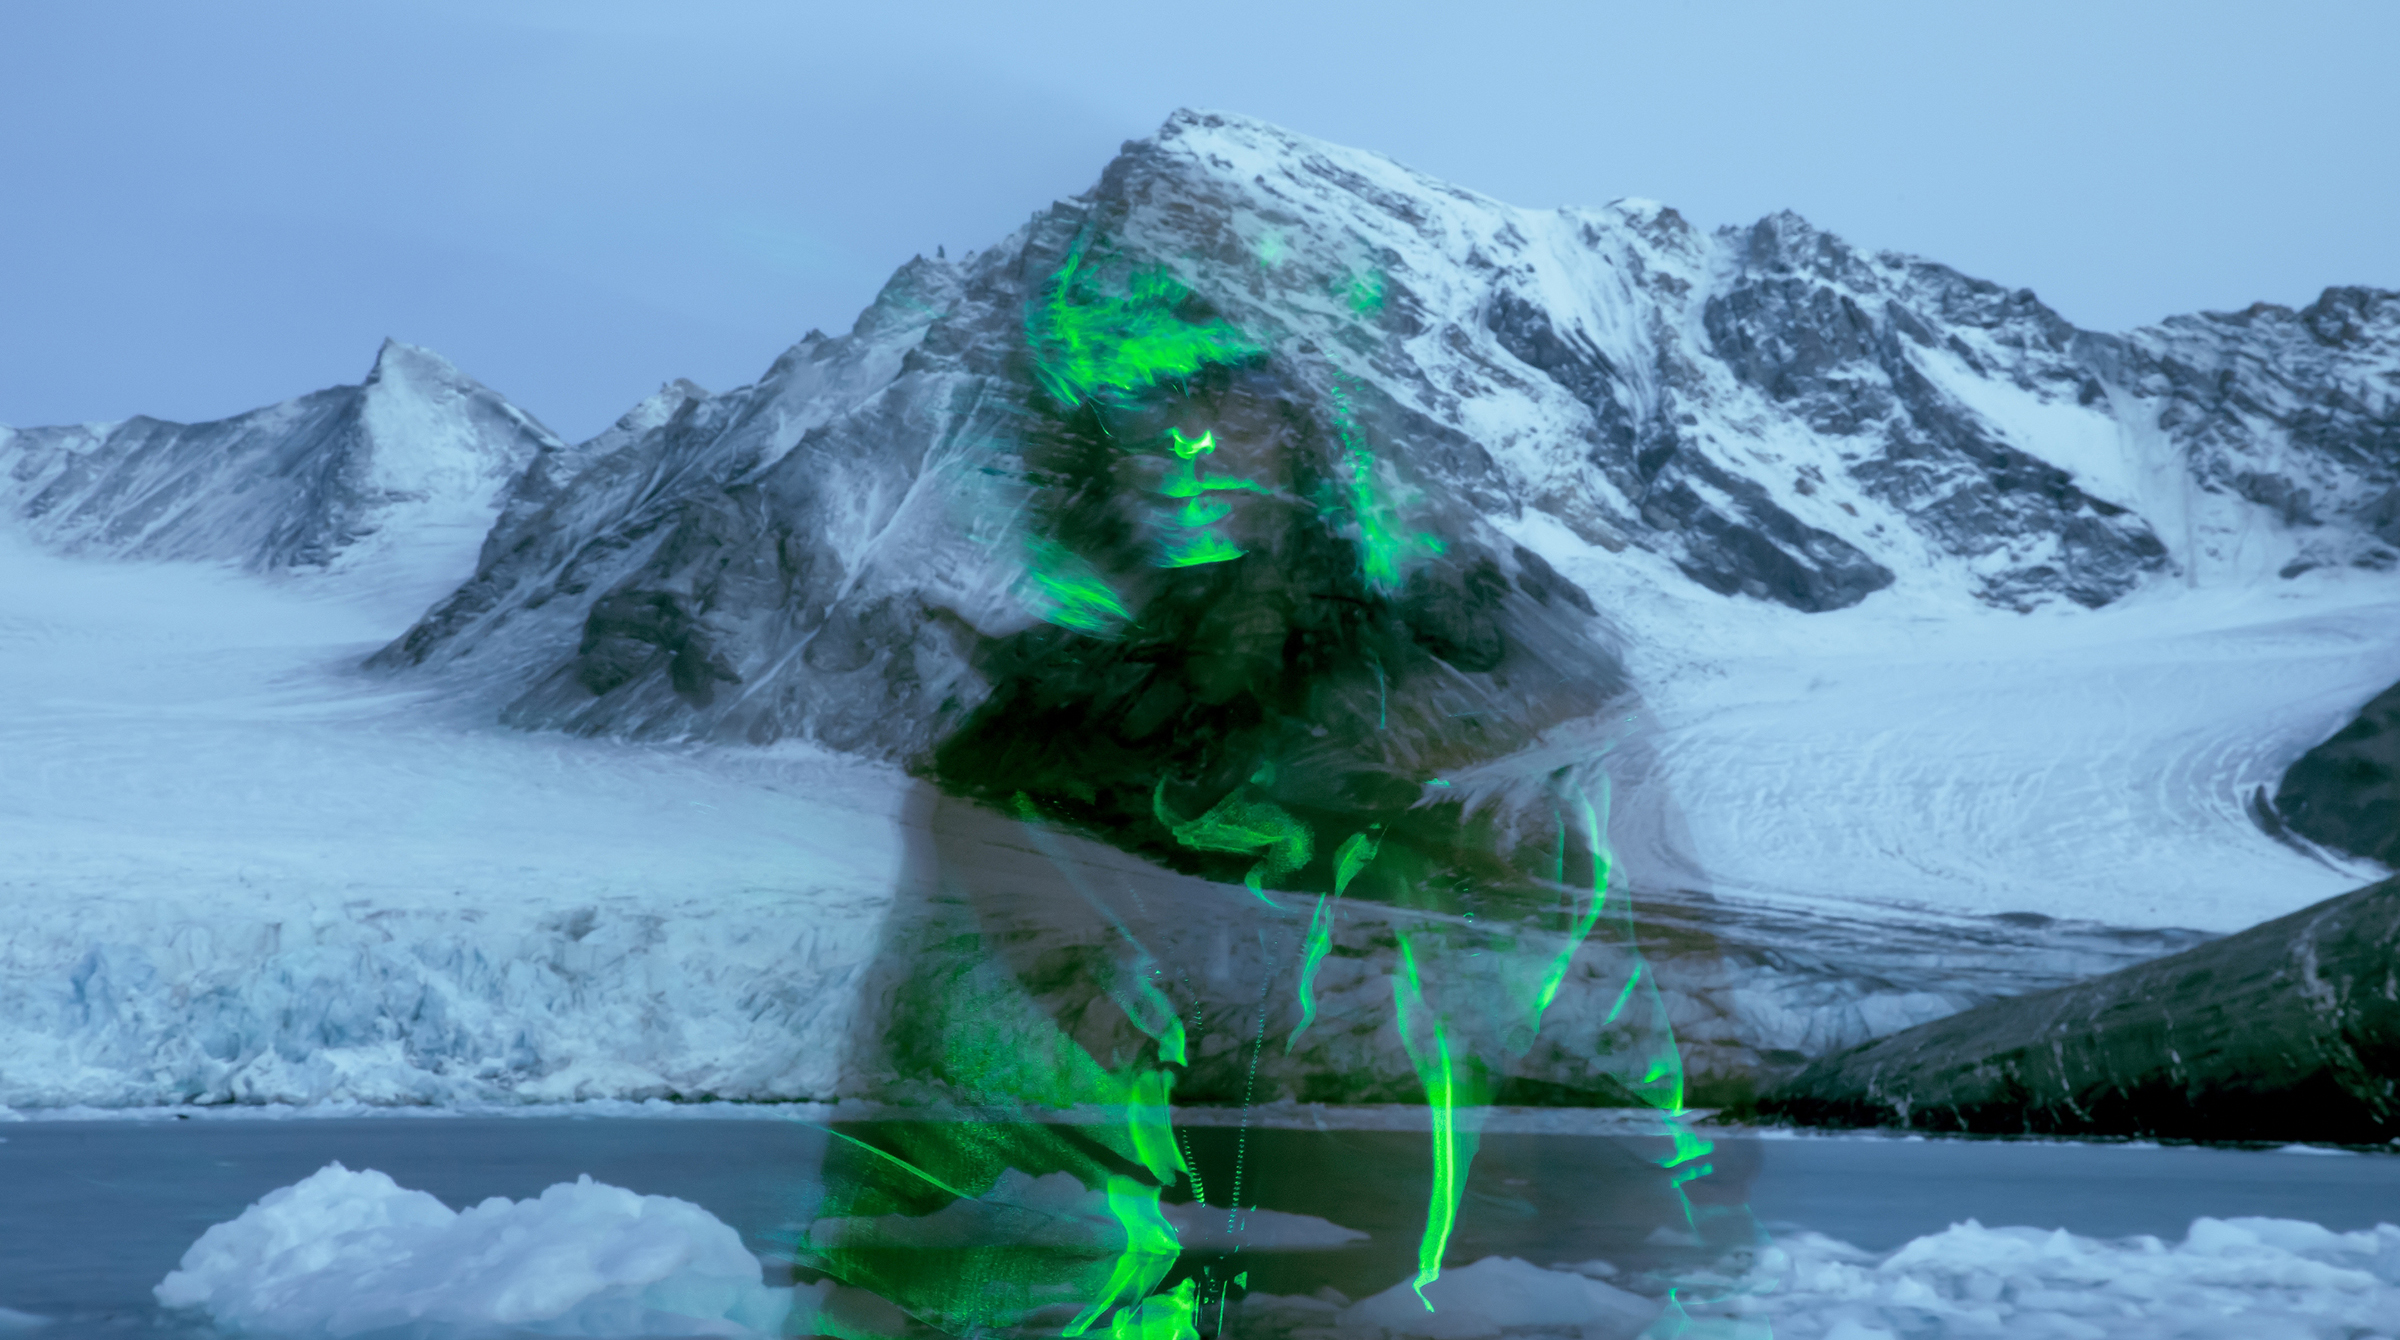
[149,1162,2400,1339]
[1665,1216,2400,1339]
[1240,1218,2400,1339]
[154,1163,802,1337]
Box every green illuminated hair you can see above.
[1026,233,1263,408]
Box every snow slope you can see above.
[5,514,2389,1108]
[1577,541,2400,934]
[0,533,907,1107]
[0,341,558,611]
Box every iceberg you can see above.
[154,1163,800,1338]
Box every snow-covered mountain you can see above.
[373,110,2399,752]
[5,110,2395,1112]
[0,340,560,615]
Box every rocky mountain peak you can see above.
[0,342,556,604]
[361,111,2398,761]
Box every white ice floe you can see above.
[154,1163,801,1338]
[1252,1216,2400,1338]
[150,1163,2400,1340]
[1672,1215,2400,1339]
[1335,1255,1659,1338]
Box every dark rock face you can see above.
[1700,217,2170,610]
[2113,286,2400,577]
[1757,876,2400,1144]
[1486,281,1894,611]
[2275,680,2400,867]
[927,350,1628,896]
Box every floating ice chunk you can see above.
[1339,1257,1657,1338]
[1685,1216,2400,1339]
[1162,1200,1369,1251]
[154,1162,796,1337]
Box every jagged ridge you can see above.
[369,110,2398,757]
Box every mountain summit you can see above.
[371,109,2398,756]
[0,339,559,607]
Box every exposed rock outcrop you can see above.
[2275,679,2400,867]
[1757,876,2400,1143]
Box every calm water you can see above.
[2,1116,2394,1336]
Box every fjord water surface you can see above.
[4,1115,2396,1336]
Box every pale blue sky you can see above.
[5,0,2395,442]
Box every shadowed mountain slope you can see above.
[1758,875,2400,1143]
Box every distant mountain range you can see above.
[10,113,2390,754]
[1,340,556,604]
[348,112,2398,761]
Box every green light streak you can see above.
[1393,936,1464,1310]
[1287,896,1333,1052]
[1332,829,1381,896]
[1602,962,1643,1025]
[1022,536,1131,636]
[1148,426,1259,566]
[1027,237,1260,409]
[1327,377,1444,592]
[1061,1177,1184,1338]
[1158,532,1245,567]
[1527,782,1612,1021]
[1125,1068,1187,1187]
[1342,270,1386,317]
[1105,1278,1198,1340]
[1154,781,1313,905]
[818,1127,977,1204]
[1288,823,1382,1051]
[1173,498,1233,528]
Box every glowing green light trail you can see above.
[1023,536,1131,636]
[1393,936,1467,1310]
[1155,782,1313,905]
[1105,1278,1198,1340]
[1061,1177,1185,1338]
[1527,781,1612,1021]
[1327,377,1444,592]
[1026,237,1260,409]
[1173,498,1233,528]
[1159,532,1245,567]
[1287,895,1334,1052]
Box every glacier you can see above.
[0,109,2394,1113]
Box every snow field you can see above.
[1559,534,2400,932]
[0,536,910,1107]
